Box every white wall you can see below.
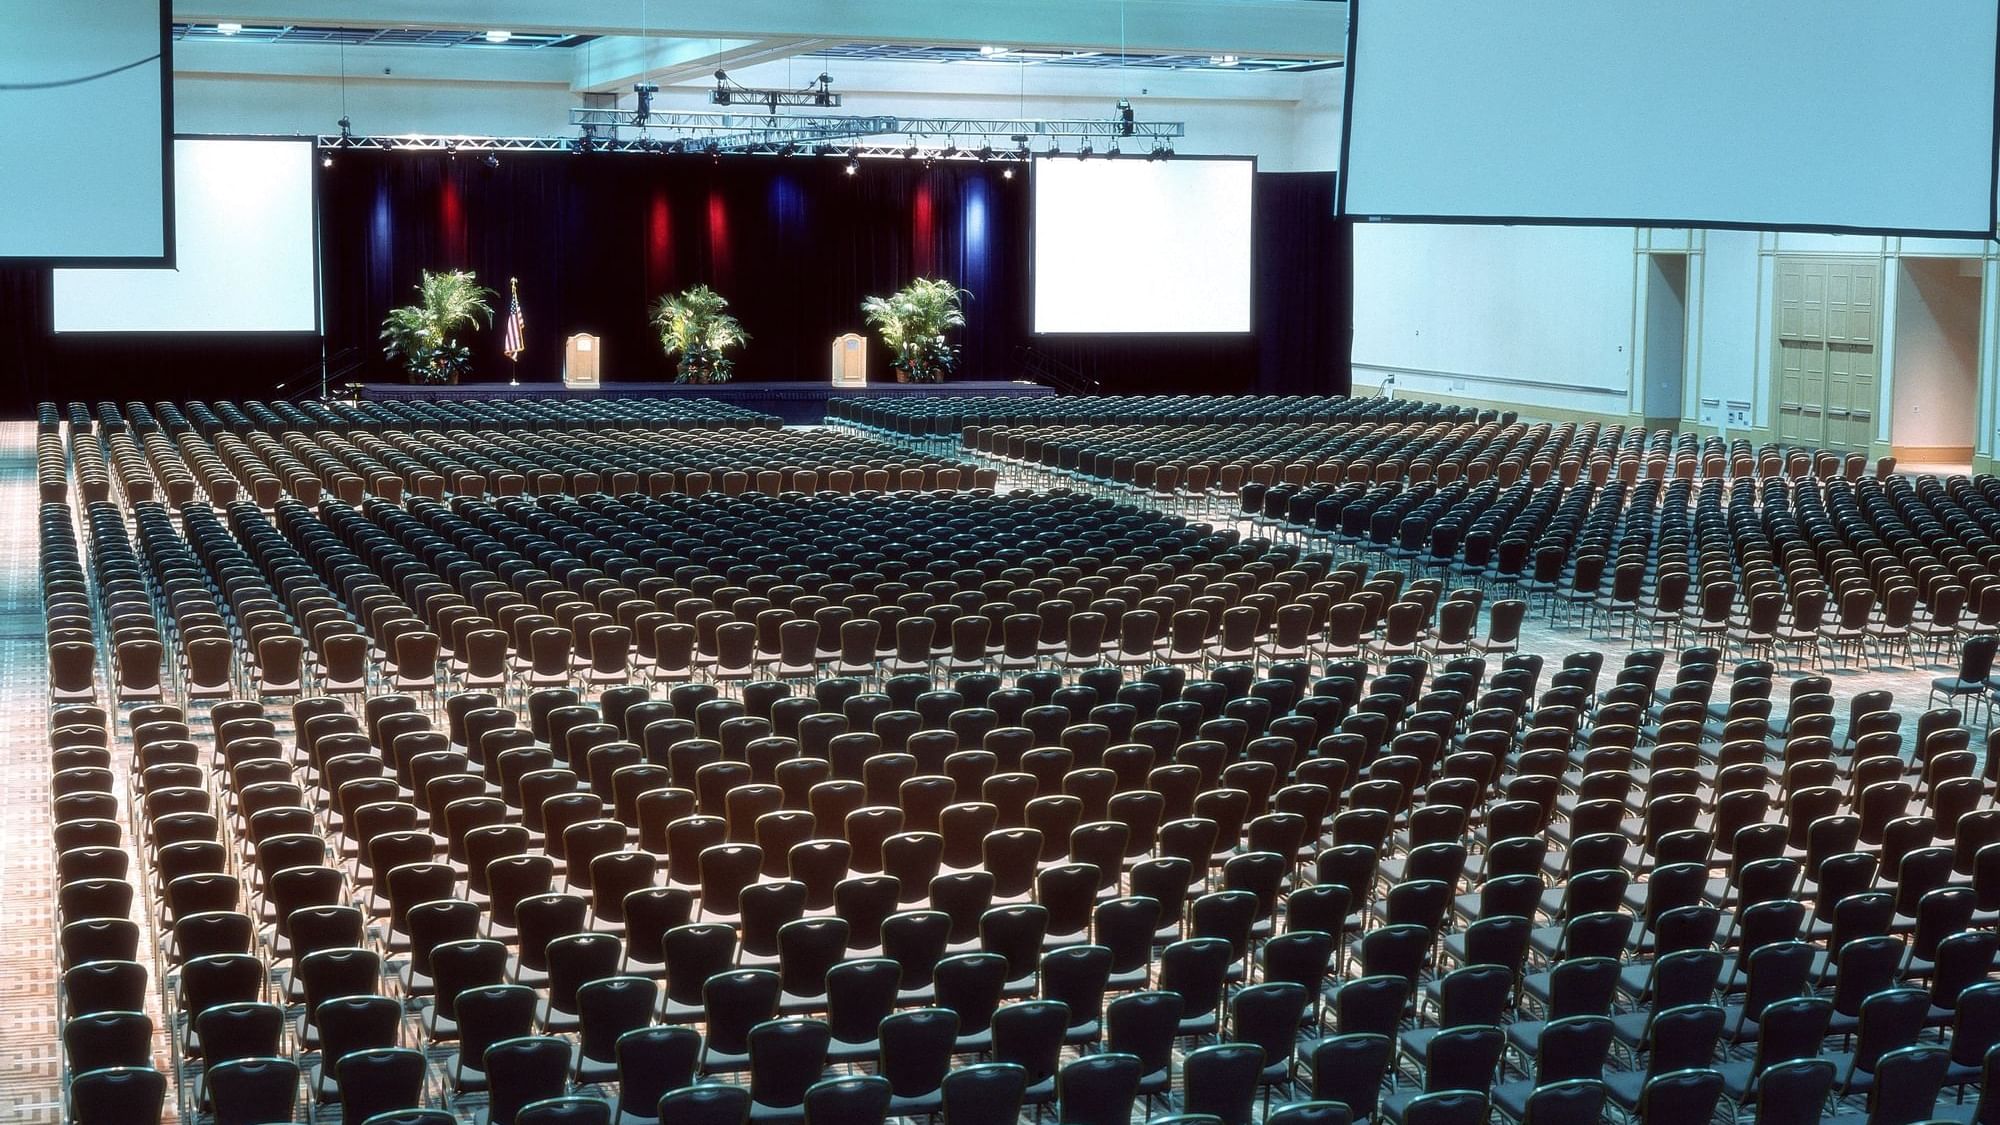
[171,55,1341,170]
[1891,258,1981,454]
[1350,223,1637,414]
[1352,223,2000,458]
[175,74,578,137]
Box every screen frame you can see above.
[50,133,324,336]
[1336,0,2000,239]
[1029,151,1259,337]
[3,0,176,266]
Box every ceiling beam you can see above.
[572,36,830,93]
[171,0,1346,59]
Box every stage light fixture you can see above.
[903,143,921,159]
[845,158,859,175]
[1108,141,1120,156]
[1078,140,1093,159]
[1045,139,1061,157]
[975,144,994,161]
[1117,98,1135,136]
[482,152,500,169]
[778,142,798,157]
[320,152,334,168]
[1002,166,1015,179]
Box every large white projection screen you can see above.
[1343,0,2000,235]
[0,0,169,261]
[1034,157,1254,333]
[55,139,319,334]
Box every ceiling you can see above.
[171,25,1332,73]
[173,24,590,49]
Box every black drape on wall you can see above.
[0,156,1348,413]
[1256,172,1351,396]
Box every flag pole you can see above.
[507,277,520,386]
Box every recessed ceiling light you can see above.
[1210,54,1240,67]
[484,30,513,44]
[978,45,1004,56]
[217,22,243,35]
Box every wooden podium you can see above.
[831,333,867,387]
[563,333,601,389]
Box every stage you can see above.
[355,379,1054,425]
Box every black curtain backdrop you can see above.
[319,149,1031,387]
[0,152,1347,413]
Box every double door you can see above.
[1774,256,1879,450]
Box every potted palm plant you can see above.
[862,278,968,383]
[380,269,494,385]
[651,284,749,383]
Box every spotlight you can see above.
[845,158,859,175]
[482,152,500,169]
[1117,98,1135,136]
[1002,167,1014,179]
[777,142,798,157]
[1045,139,1060,157]
[444,139,459,158]
[1078,140,1093,159]
[904,143,921,160]
[975,144,994,161]
[942,140,958,158]
[336,115,353,146]
[1108,141,1119,157]
[320,152,334,168]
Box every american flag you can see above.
[502,278,525,361]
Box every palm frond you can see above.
[652,284,748,382]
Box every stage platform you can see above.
[356,379,1053,425]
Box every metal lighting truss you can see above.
[566,107,1186,150]
[316,110,1186,156]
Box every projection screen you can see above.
[55,138,319,334]
[1341,0,2000,236]
[0,0,170,262]
[1034,156,1254,334]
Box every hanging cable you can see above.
[0,53,158,91]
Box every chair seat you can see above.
[889,1092,945,1117]
[1603,1068,1646,1110]
[536,997,581,1033]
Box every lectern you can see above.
[563,333,601,389]
[831,333,867,387]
